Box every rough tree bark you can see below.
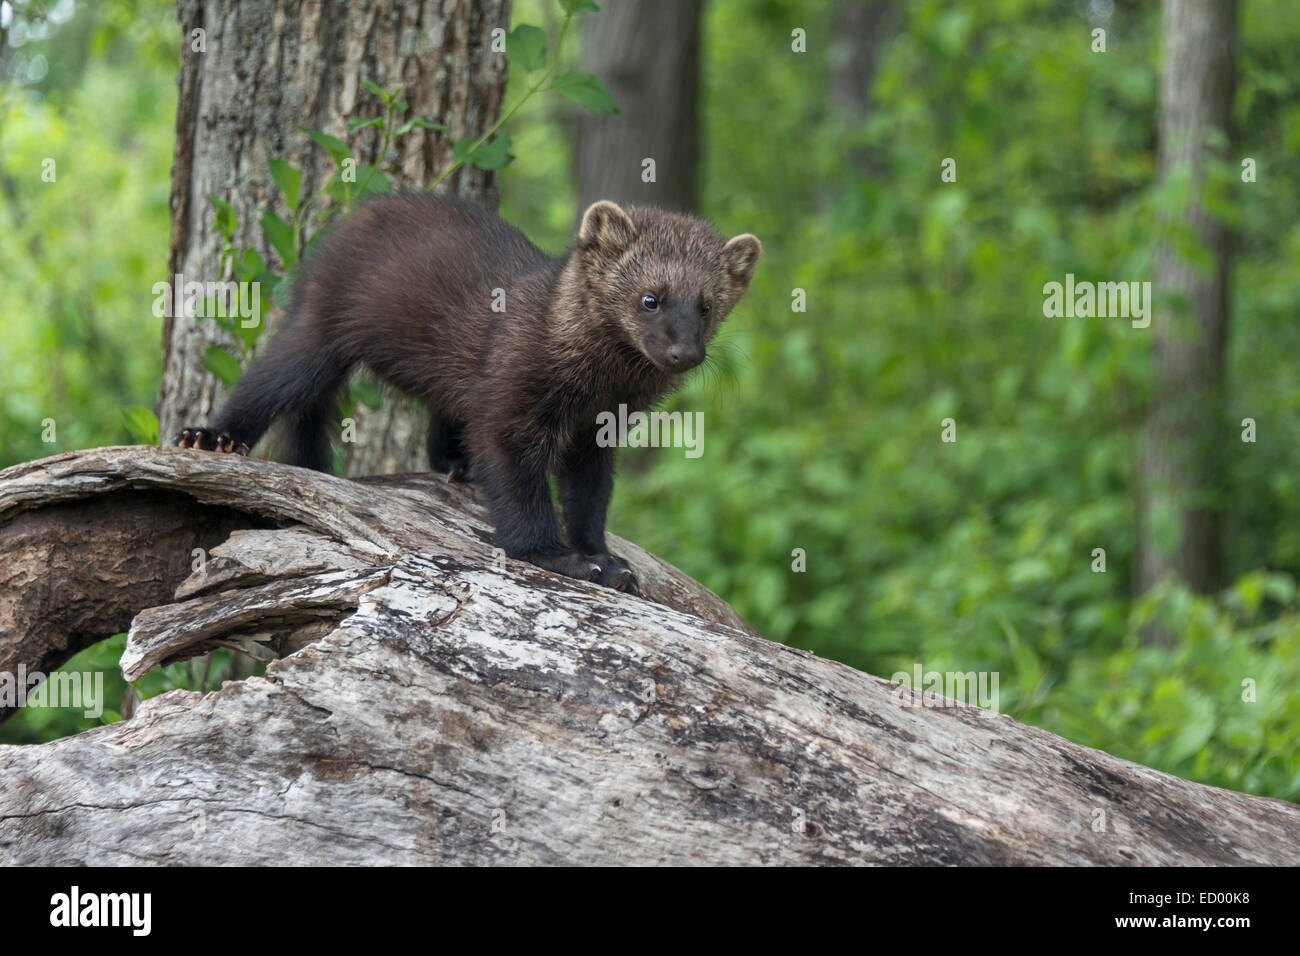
[2,448,1298,865]
[1138,0,1237,604]
[157,0,511,475]
[572,0,701,215]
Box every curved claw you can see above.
[586,553,639,594]
[172,427,248,455]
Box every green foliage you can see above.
[258,208,297,268]
[0,0,173,467]
[548,70,619,113]
[351,381,384,411]
[1048,576,1300,799]
[454,129,515,171]
[267,158,301,213]
[430,0,613,189]
[210,196,237,239]
[302,128,350,168]
[505,24,548,73]
[120,406,160,444]
[202,345,242,386]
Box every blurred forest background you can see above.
[2,0,1299,804]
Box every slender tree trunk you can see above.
[157,0,510,475]
[826,0,900,193]
[829,0,899,124]
[572,0,701,216]
[1138,0,1237,609]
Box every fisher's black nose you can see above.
[665,344,703,370]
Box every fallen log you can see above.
[0,447,1297,865]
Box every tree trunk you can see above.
[829,0,899,123]
[3,447,1299,865]
[572,0,701,216]
[157,0,511,475]
[1137,0,1237,606]
[827,0,901,188]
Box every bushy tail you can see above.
[209,317,349,471]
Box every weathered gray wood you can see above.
[0,488,259,721]
[1,447,1298,865]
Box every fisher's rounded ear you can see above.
[578,200,637,255]
[722,234,762,287]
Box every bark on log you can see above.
[1,448,1298,865]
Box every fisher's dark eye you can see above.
[640,293,659,312]
[701,301,712,316]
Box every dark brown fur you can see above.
[176,192,761,590]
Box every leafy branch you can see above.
[433,0,614,187]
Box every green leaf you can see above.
[361,79,390,102]
[506,24,547,73]
[356,165,392,197]
[254,273,281,331]
[203,346,243,386]
[324,172,353,206]
[204,300,235,334]
[396,117,447,136]
[548,70,618,113]
[259,209,298,268]
[359,80,403,105]
[1164,690,1216,766]
[347,116,384,134]
[351,380,384,410]
[267,158,301,212]
[239,247,266,282]
[209,196,237,239]
[272,267,296,309]
[304,227,330,254]
[453,130,514,171]
[559,0,599,14]
[301,127,352,167]
[232,287,265,351]
[120,406,159,444]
